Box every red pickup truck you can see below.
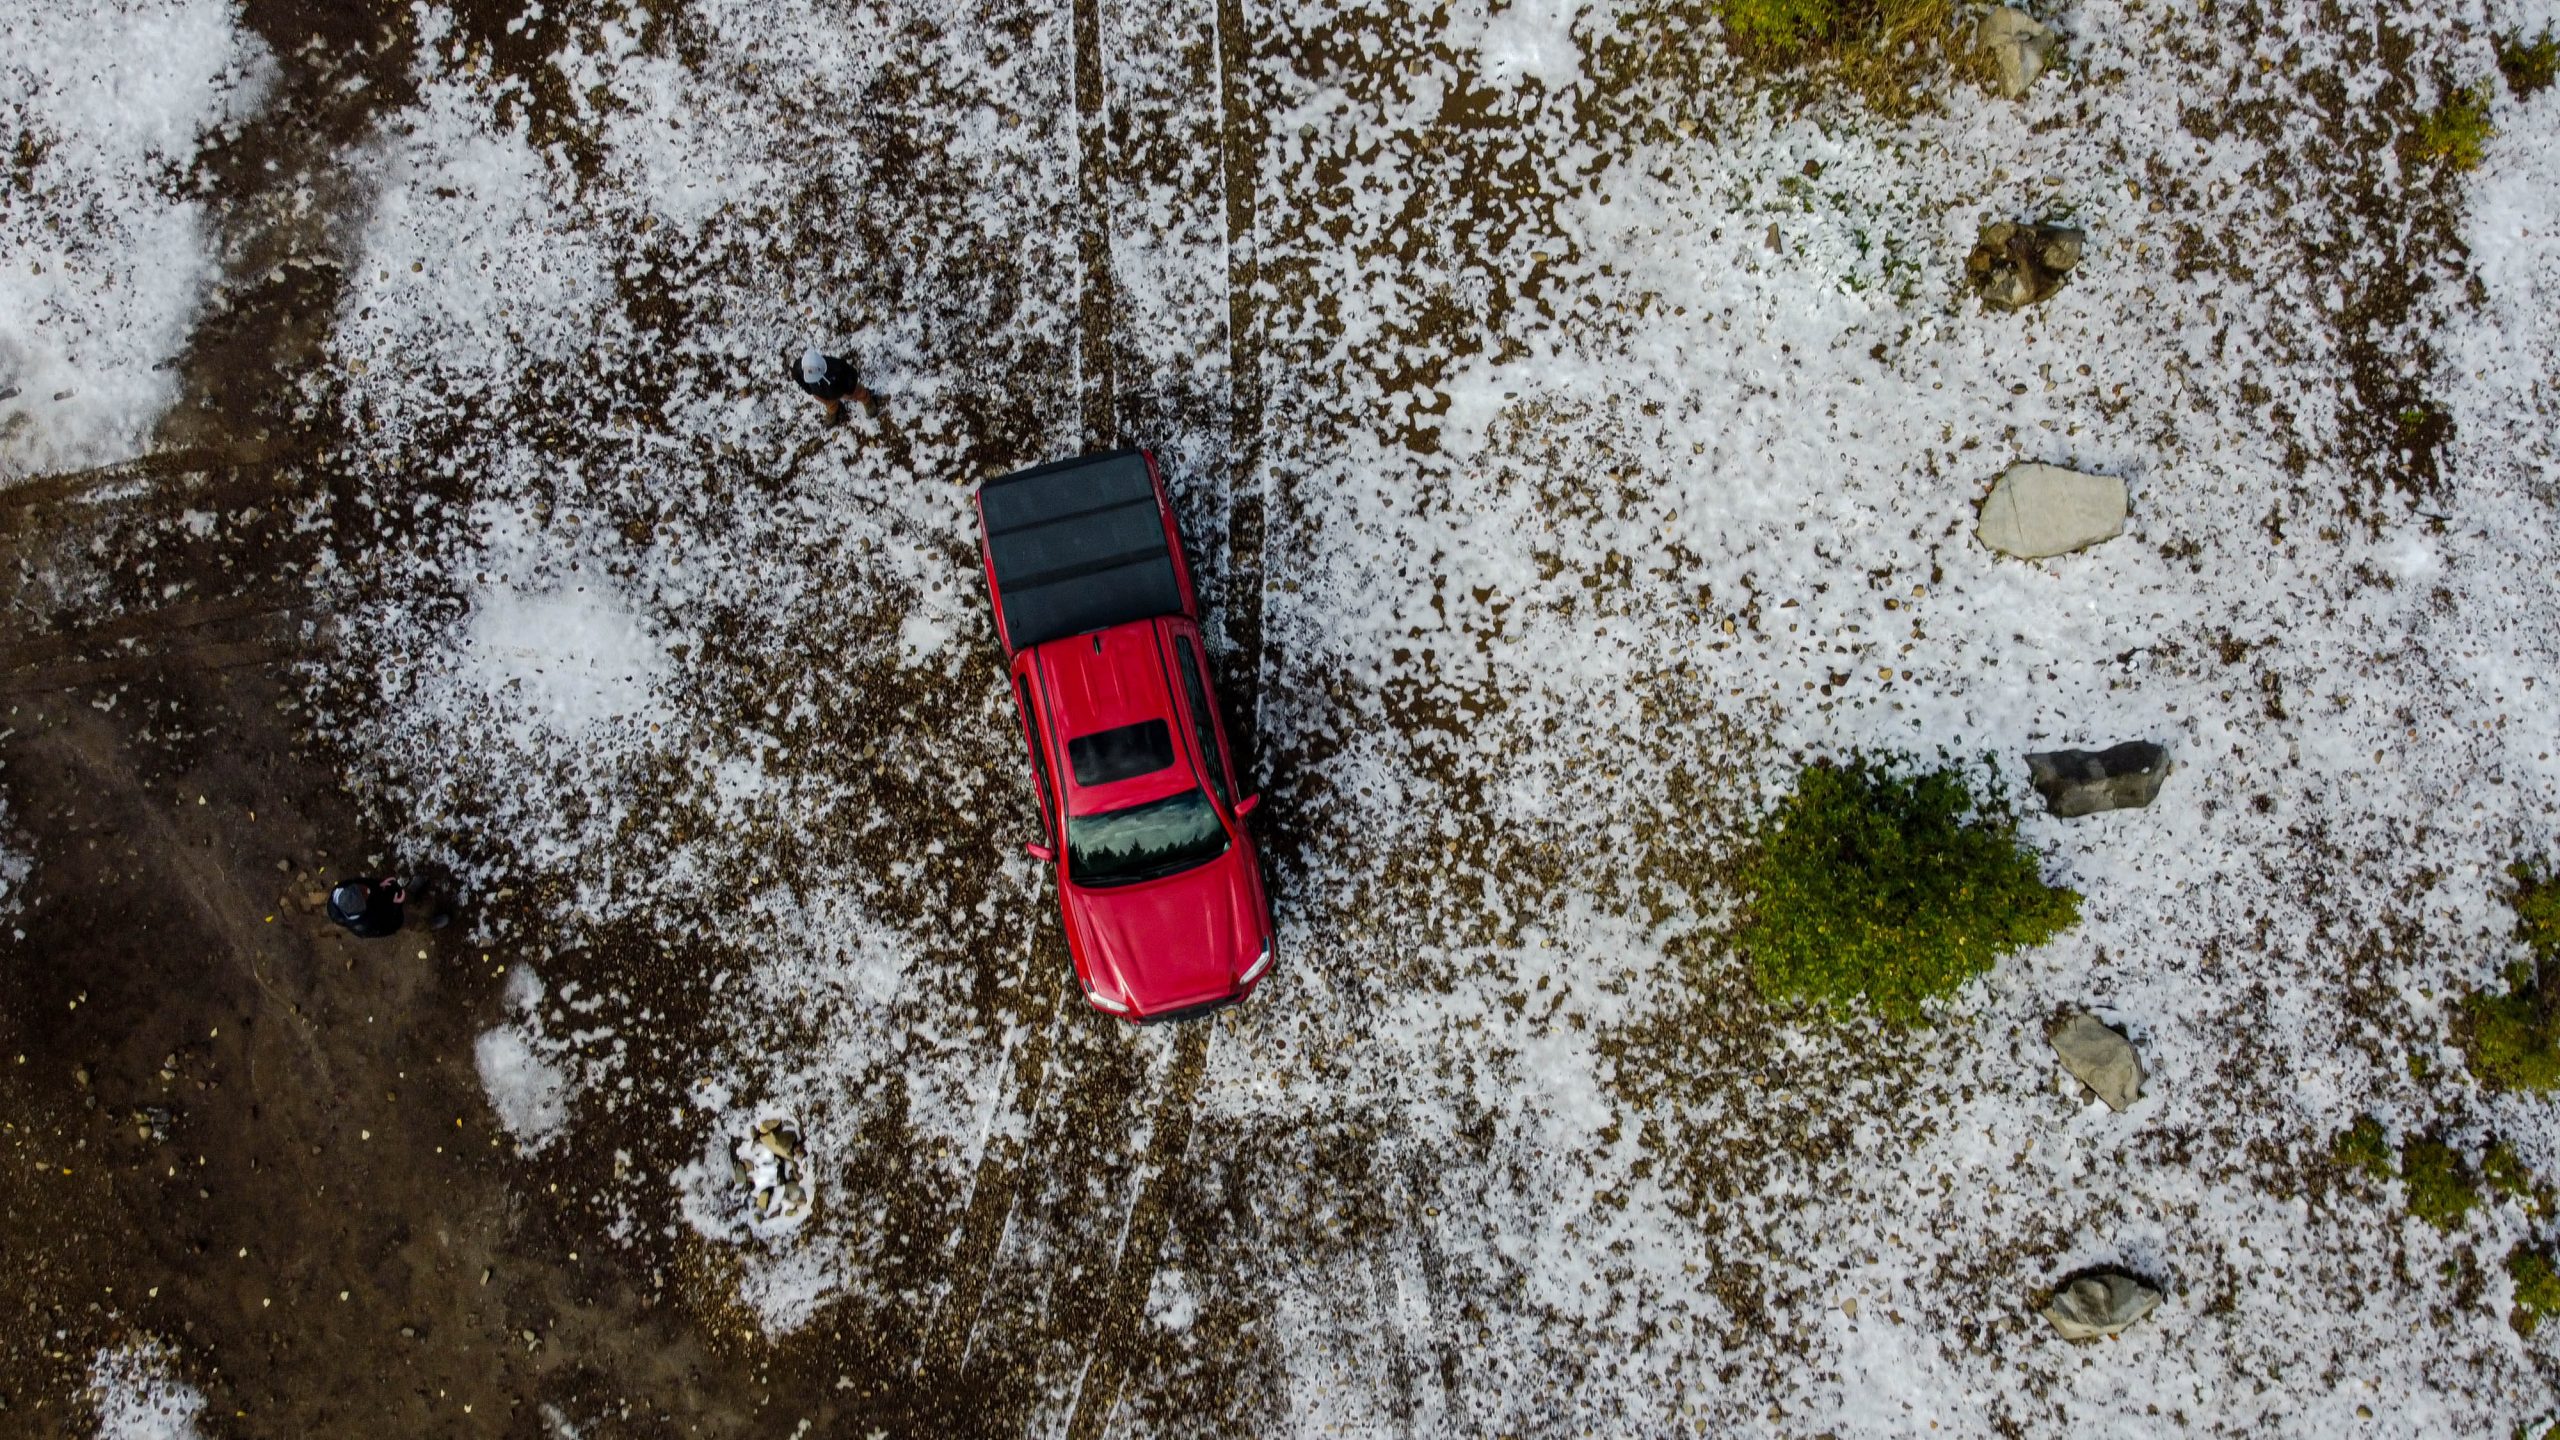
[975,449,1274,1023]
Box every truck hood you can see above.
[1065,848,1259,1014]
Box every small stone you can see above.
[2049,1012,2146,1111]
[1975,463,2126,558]
[2041,1272,2161,1340]
[2027,742,2171,817]
[1964,221,2085,312]
[1979,7,2061,98]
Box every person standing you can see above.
[326,875,408,939]
[785,345,881,427]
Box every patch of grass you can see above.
[2509,1246,2560,1336]
[2499,28,2558,98]
[1718,0,1841,46]
[2332,1115,2396,1180]
[2403,1139,2481,1232]
[2409,83,2497,171]
[1734,754,2079,1027]
[2459,863,2560,1093]
[1705,0,1984,116]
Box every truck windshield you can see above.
[1067,789,1229,886]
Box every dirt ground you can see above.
[0,3,860,1434]
[0,0,1277,1429]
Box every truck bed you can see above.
[978,450,1189,653]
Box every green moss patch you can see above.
[2509,1246,2560,1336]
[2460,863,2560,1094]
[2332,1115,2396,1180]
[2486,1143,2536,1201]
[2403,1139,2481,1232]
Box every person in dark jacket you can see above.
[785,345,881,426]
[326,875,408,938]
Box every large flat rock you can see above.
[1975,463,2127,559]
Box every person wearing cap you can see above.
[784,345,881,427]
[326,875,408,938]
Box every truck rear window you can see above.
[1067,719,1176,787]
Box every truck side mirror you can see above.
[1025,842,1055,863]
[1234,795,1261,819]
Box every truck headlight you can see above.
[1239,942,1273,985]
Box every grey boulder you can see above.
[2050,1012,2145,1111]
[1975,463,2126,559]
[2027,741,2169,817]
[1980,7,2061,97]
[2042,1272,2161,1340]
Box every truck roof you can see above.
[977,450,1189,654]
[1034,620,1197,815]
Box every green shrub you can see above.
[2499,28,2559,97]
[2411,84,2497,171]
[2509,1246,2560,1336]
[2404,1140,2481,1231]
[2461,864,2560,1093]
[1734,754,2079,1027]
[2332,1115,2396,1180]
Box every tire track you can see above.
[0,448,296,516]
[0,638,296,699]
[1060,1021,1213,1440]
[0,593,308,666]
[1071,0,1120,451]
[912,959,1064,1404]
[1213,0,1271,764]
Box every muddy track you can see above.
[0,593,309,665]
[0,640,301,700]
[912,950,1066,1397]
[1072,0,1121,451]
[1213,0,1272,770]
[0,448,289,517]
[1060,1023,1212,1440]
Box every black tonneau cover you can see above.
[980,450,1186,652]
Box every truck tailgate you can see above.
[979,451,1188,652]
